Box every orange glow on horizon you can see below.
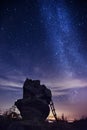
[48,110,80,122]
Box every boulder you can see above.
[15,78,52,121]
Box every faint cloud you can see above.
[0,78,22,88]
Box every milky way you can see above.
[39,0,87,78]
[0,0,87,120]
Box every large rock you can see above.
[15,79,52,121]
[23,79,40,99]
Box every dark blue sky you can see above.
[0,0,87,120]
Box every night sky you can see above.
[0,0,87,120]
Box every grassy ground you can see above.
[0,115,87,130]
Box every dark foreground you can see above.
[0,115,87,130]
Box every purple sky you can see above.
[0,0,87,120]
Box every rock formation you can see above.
[15,78,52,122]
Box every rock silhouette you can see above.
[15,78,52,122]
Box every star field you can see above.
[0,0,87,120]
